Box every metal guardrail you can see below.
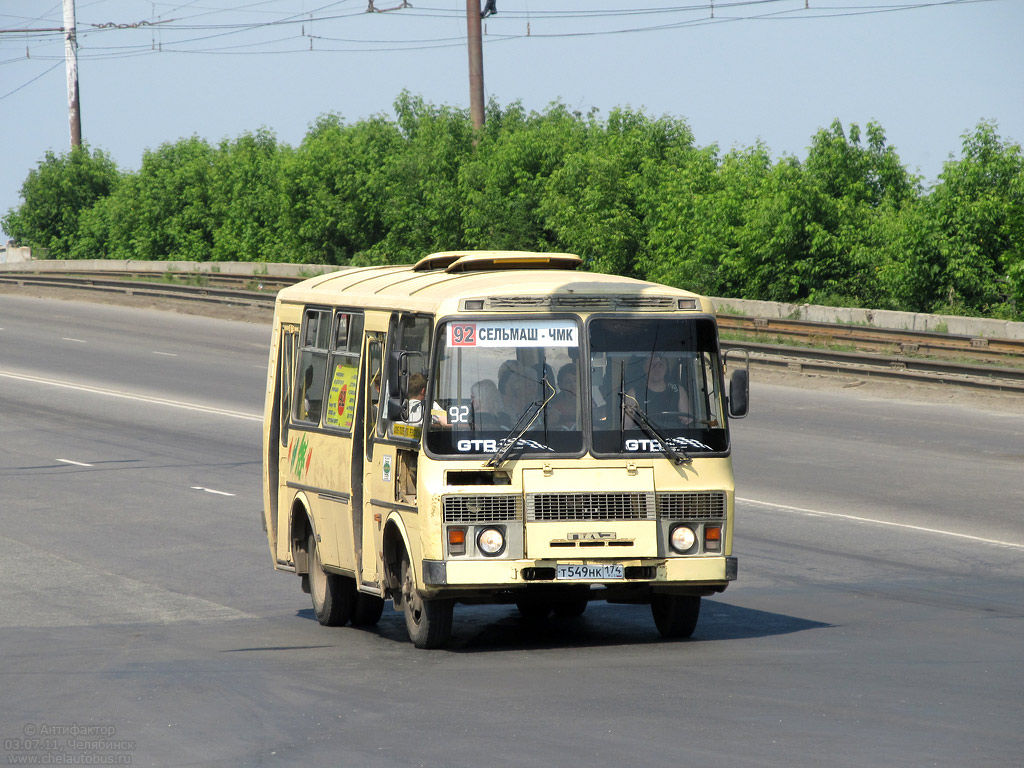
[0,272,277,309]
[4,270,1023,393]
[717,314,1024,361]
[721,341,1024,394]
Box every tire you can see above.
[351,592,385,626]
[651,594,701,639]
[308,533,355,626]
[400,555,453,649]
[552,595,589,618]
[516,599,552,621]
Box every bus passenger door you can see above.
[355,332,386,590]
[274,325,299,564]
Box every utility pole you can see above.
[63,0,82,147]
[466,0,484,130]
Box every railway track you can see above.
[3,270,1023,394]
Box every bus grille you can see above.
[656,492,727,520]
[443,495,523,523]
[526,492,655,521]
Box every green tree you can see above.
[111,136,218,261]
[210,129,287,262]
[927,121,1024,317]
[280,113,401,264]
[2,146,119,258]
[357,92,475,265]
[540,108,696,278]
[641,143,771,295]
[458,100,584,252]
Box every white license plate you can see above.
[556,564,625,580]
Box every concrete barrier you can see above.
[709,297,1024,342]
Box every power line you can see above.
[0,58,62,101]
[0,0,1003,62]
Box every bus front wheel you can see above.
[400,556,453,649]
[651,594,701,639]
[351,593,385,626]
[308,533,355,626]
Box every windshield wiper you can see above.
[486,377,556,468]
[621,392,693,465]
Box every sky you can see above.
[1,0,1022,242]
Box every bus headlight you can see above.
[477,527,506,557]
[669,524,697,554]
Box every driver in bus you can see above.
[626,354,692,427]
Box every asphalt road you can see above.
[1,295,1022,768]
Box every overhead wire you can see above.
[0,0,1003,63]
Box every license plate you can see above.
[556,564,624,580]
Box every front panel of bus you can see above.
[414,312,737,597]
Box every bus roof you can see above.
[275,251,708,315]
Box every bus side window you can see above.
[322,310,363,432]
[366,338,384,451]
[382,313,433,445]
[279,329,297,446]
[293,308,331,425]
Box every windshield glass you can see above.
[589,317,728,456]
[426,319,583,457]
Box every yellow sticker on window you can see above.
[324,363,359,430]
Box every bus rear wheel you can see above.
[308,533,355,626]
[400,556,453,649]
[651,594,701,639]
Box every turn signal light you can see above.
[704,525,722,552]
[448,528,467,556]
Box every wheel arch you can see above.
[289,492,315,575]
[381,512,414,596]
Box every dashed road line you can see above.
[191,486,236,497]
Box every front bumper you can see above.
[423,555,737,588]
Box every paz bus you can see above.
[261,251,749,648]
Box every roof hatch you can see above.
[412,251,582,273]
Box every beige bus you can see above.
[262,251,748,648]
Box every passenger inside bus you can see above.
[497,360,532,416]
[469,379,509,430]
[547,362,578,428]
[626,354,693,427]
[406,372,427,424]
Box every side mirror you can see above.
[723,347,750,419]
[728,367,749,418]
[386,396,405,421]
[387,349,404,400]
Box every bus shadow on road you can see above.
[445,600,831,652]
[295,599,831,652]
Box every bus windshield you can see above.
[589,317,729,457]
[426,315,729,459]
[426,319,583,457]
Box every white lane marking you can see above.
[0,534,254,628]
[191,486,236,497]
[738,497,1024,550]
[56,458,93,467]
[152,351,177,357]
[62,337,87,343]
[0,369,261,422]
